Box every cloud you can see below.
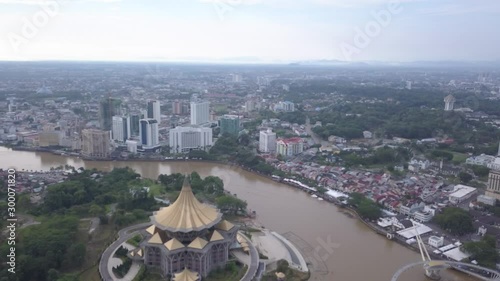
[417,3,500,16]
[0,0,121,4]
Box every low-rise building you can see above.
[428,236,444,248]
[399,201,425,216]
[448,184,477,204]
[477,194,496,206]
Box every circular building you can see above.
[139,177,238,279]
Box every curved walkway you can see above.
[238,232,260,281]
[391,260,500,281]
[99,222,151,281]
[271,232,308,272]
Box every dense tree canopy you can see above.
[347,193,382,220]
[434,207,474,236]
[462,235,499,268]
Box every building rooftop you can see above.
[449,184,476,198]
[173,268,200,281]
[152,177,222,232]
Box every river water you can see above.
[0,147,475,281]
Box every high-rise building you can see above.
[81,129,110,158]
[129,113,143,137]
[406,81,412,90]
[190,99,210,125]
[169,126,213,154]
[259,129,276,153]
[497,141,500,157]
[245,100,256,112]
[147,100,161,122]
[99,98,122,130]
[139,118,159,148]
[444,95,455,111]
[172,100,184,115]
[274,101,295,112]
[486,170,500,200]
[112,116,130,142]
[231,74,242,83]
[219,115,240,136]
[277,138,304,156]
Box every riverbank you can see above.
[7,145,426,257]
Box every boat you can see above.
[311,194,318,198]
[318,198,324,201]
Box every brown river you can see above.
[0,147,476,281]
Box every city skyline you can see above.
[1,0,500,62]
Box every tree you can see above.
[216,195,247,215]
[434,207,474,236]
[64,243,86,268]
[89,204,104,217]
[458,172,473,183]
[462,235,499,268]
[470,165,490,177]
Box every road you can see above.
[99,222,151,281]
[305,116,327,146]
[100,223,260,281]
[239,232,260,281]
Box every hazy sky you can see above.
[1,0,499,62]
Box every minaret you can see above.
[497,141,500,156]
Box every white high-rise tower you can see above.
[147,100,161,122]
[444,95,456,111]
[190,98,210,125]
[139,118,159,148]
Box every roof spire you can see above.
[182,174,192,192]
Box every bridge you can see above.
[391,221,500,281]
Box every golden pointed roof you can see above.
[152,176,222,232]
[210,230,224,242]
[173,268,199,281]
[164,238,185,251]
[188,237,208,250]
[146,225,157,235]
[148,233,163,244]
[137,249,143,257]
[215,220,234,231]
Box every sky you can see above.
[0,0,499,62]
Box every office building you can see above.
[140,119,159,149]
[273,101,295,112]
[129,113,143,136]
[99,98,122,130]
[147,100,161,122]
[190,99,210,125]
[245,100,256,112]
[81,129,110,159]
[231,74,242,83]
[169,126,213,154]
[276,137,303,156]
[112,116,130,142]
[259,129,276,153]
[172,100,187,115]
[219,115,240,136]
[486,170,500,200]
[444,95,455,111]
